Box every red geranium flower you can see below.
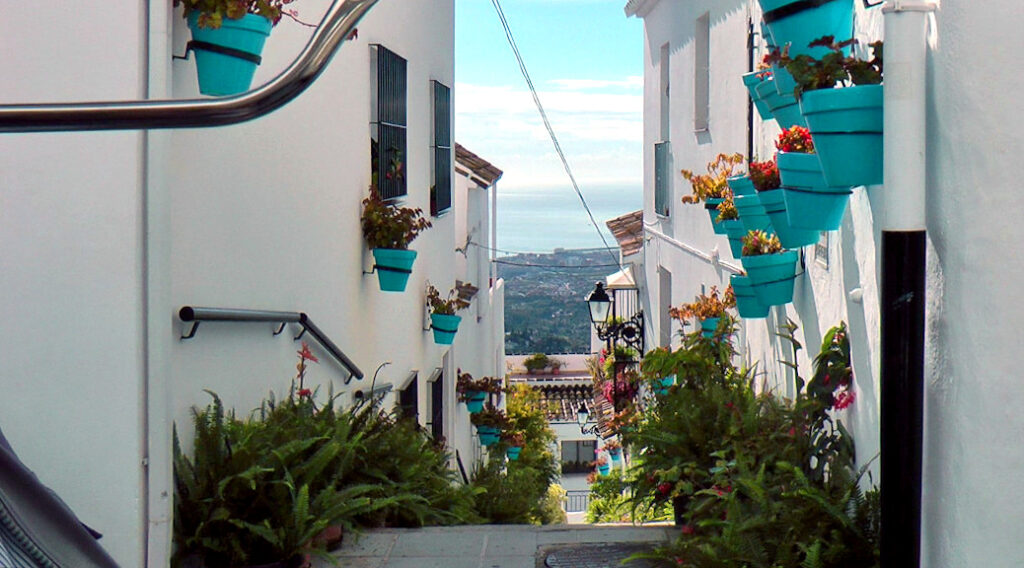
[297,388,312,397]
[297,342,319,363]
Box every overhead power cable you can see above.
[493,259,622,269]
[489,0,625,273]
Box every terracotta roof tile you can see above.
[455,143,503,188]
[605,210,644,257]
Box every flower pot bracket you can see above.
[430,321,459,334]
[363,264,413,276]
[175,40,263,64]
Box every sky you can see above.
[455,0,645,190]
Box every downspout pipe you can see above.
[0,0,378,133]
[879,3,935,567]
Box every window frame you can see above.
[431,80,452,216]
[371,44,408,201]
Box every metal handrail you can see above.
[0,0,378,133]
[178,306,364,382]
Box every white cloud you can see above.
[546,76,643,91]
[455,80,643,188]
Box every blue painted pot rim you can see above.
[727,175,756,196]
[742,249,798,267]
[742,71,765,87]
[800,84,883,133]
[430,313,462,333]
[734,194,764,211]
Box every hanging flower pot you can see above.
[476,425,499,446]
[705,197,727,235]
[464,391,487,413]
[727,175,755,197]
[430,314,462,345]
[730,274,770,319]
[598,462,611,476]
[506,446,522,461]
[699,317,720,338]
[778,152,852,231]
[371,248,417,292]
[734,193,774,235]
[608,447,623,466]
[742,72,774,120]
[759,189,819,248]
[759,0,854,61]
[654,375,674,395]
[742,250,799,306]
[801,84,884,187]
[722,219,746,260]
[186,12,273,96]
[755,79,806,129]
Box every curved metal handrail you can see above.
[0,0,378,133]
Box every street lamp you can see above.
[576,403,600,436]
[585,281,645,411]
[586,281,612,326]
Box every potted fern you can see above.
[741,230,798,306]
[426,284,471,345]
[361,185,432,292]
[175,0,302,96]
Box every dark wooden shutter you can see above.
[430,371,444,441]
[431,81,452,215]
[399,374,418,420]
[374,45,407,200]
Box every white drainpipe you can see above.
[879,3,936,567]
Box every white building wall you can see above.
[634,0,1024,565]
[0,4,149,567]
[0,0,504,565]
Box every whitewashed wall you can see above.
[634,0,1024,565]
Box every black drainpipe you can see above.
[746,18,755,163]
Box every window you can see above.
[694,13,710,132]
[431,81,452,215]
[561,440,597,474]
[659,267,673,347]
[654,141,671,216]
[398,372,418,420]
[371,45,407,200]
[816,232,829,268]
[428,370,444,441]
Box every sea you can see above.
[496,183,642,254]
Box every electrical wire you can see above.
[494,259,622,269]
[489,0,625,273]
[467,241,608,258]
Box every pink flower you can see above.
[834,390,856,410]
[297,342,319,363]
[658,482,673,496]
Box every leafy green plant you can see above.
[741,230,783,256]
[523,353,552,373]
[426,283,471,315]
[681,153,745,204]
[455,371,503,399]
[175,0,301,29]
[469,404,511,431]
[776,37,884,97]
[360,185,432,250]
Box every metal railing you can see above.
[564,490,591,513]
[178,306,363,382]
[0,0,379,133]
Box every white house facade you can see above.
[0,1,504,566]
[627,0,1024,565]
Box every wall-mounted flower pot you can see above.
[778,152,852,231]
[734,193,774,235]
[705,197,727,235]
[730,275,771,318]
[756,79,806,130]
[506,447,522,461]
[608,448,623,466]
[760,0,854,59]
[371,248,417,292]
[476,425,499,446]
[465,391,487,413]
[758,189,819,248]
[742,72,774,120]
[727,175,755,197]
[187,13,272,96]
[800,84,883,187]
[655,375,674,395]
[741,250,798,306]
[598,463,611,476]
[430,313,462,345]
[700,317,720,338]
[771,65,798,98]
[722,219,746,259]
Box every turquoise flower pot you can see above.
[481,433,499,447]
[430,313,462,345]
[778,152,852,231]
[700,317,720,338]
[742,72,774,120]
[734,193,774,235]
[741,251,798,306]
[371,248,417,292]
[756,79,806,129]
[801,85,883,187]
[730,275,770,319]
[771,65,799,98]
[506,447,522,461]
[705,197,727,235]
[722,219,746,259]
[465,391,487,413]
[760,0,854,58]
[655,375,674,395]
[758,189,819,248]
[598,463,611,476]
[187,13,272,96]
[727,175,755,197]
